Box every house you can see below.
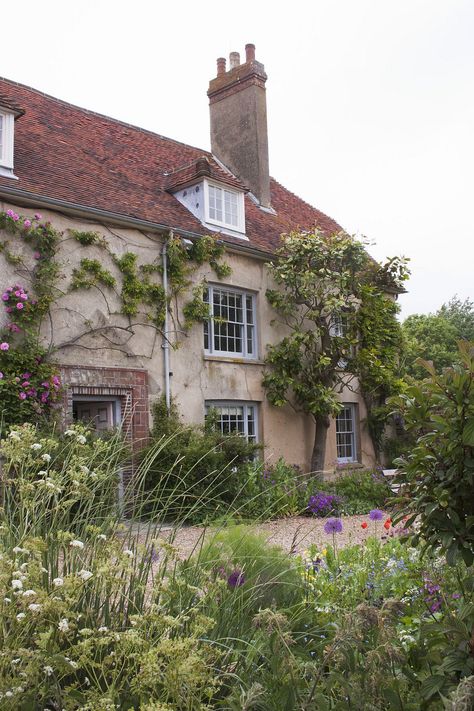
[0,44,377,472]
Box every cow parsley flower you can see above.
[77,569,93,582]
[58,618,69,632]
[41,453,51,463]
[30,443,42,451]
[52,577,64,587]
[70,540,84,549]
[11,579,23,590]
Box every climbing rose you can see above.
[0,342,9,351]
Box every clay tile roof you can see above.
[0,77,342,254]
[165,156,247,192]
[0,93,25,116]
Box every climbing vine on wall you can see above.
[0,209,231,427]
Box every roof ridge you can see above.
[0,75,213,157]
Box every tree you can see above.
[263,229,408,471]
[393,342,474,566]
[401,296,474,379]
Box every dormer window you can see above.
[172,176,246,239]
[207,183,242,230]
[0,109,16,178]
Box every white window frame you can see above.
[204,179,245,233]
[0,110,15,170]
[336,403,358,463]
[205,401,259,444]
[204,284,257,359]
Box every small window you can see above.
[205,181,244,232]
[336,404,357,463]
[204,285,256,359]
[206,402,258,444]
[0,110,15,170]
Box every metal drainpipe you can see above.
[162,233,172,413]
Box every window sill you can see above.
[204,354,265,366]
[0,166,18,180]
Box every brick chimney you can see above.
[208,44,271,208]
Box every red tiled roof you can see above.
[0,77,342,254]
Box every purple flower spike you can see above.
[369,509,384,521]
[227,568,245,588]
[324,517,343,534]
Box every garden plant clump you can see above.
[0,346,473,708]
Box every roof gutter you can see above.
[0,185,272,261]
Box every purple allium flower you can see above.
[369,509,384,521]
[324,517,343,534]
[452,593,461,599]
[227,569,245,588]
[308,492,340,517]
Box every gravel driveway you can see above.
[130,513,394,560]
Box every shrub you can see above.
[236,457,310,519]
[392,342,474,565]
[306,469,392,516]
[141,398,258,523]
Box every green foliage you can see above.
[263,228,408,469]
[70,258,116,290]
[392,342,474,566]
[354,284,405,454]
[402,296,474,379]
[69,229,107,247]
[0,211,62,428]
[142,398,258,523]
[313,469,392,515]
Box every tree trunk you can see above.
[311,415,330,473]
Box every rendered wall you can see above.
[0,200,377,472]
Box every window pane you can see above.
[206,403,257,444]
[336,405,355,461]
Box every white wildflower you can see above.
[28,603,41,612]
[16,613,26,621]
[4,597,11,603]
[70,539,84,549]
[12,546,28,555]
[76,435,87,444]
[20,563,28,571]
[43,665,53,676]
[77,569,93,582]
[52,577,64,587]
[22,590,36,597]
[80,465,90,474]
[5,691,13,698]
[11,659,21,665]
[11,579,23,590]
[69,660,78,669]
[97,534,107,541]
[30,443,42,451]
[41,453,51,463]
[72,480,80,487]
[58,618,69,632]
[123,549,134,559]
[8,431,20,440]
[64,429,75,436]
[84,676,90,686]
[90,471,98,480]
[98,626,108,633]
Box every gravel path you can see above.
[129,514,394,560]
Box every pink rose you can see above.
[0,372,3,379]
[23,219,31,228]
[19,392,27,400]
[0,342,9,351]
[20,293,28,300]
[16,303,24,310]
[34,213,42,220]
[33,252,41,260]
[14,290,21,297]
[1,293,9,301]
[5,307,12,313]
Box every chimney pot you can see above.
[229,51,240,69]
[216,57,226,76]
[245,43,256,62]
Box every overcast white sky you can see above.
[3,0,473,317]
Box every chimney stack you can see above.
[208,44,271,208]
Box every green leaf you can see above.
[463,418,474,446]
[419,674,447,700]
